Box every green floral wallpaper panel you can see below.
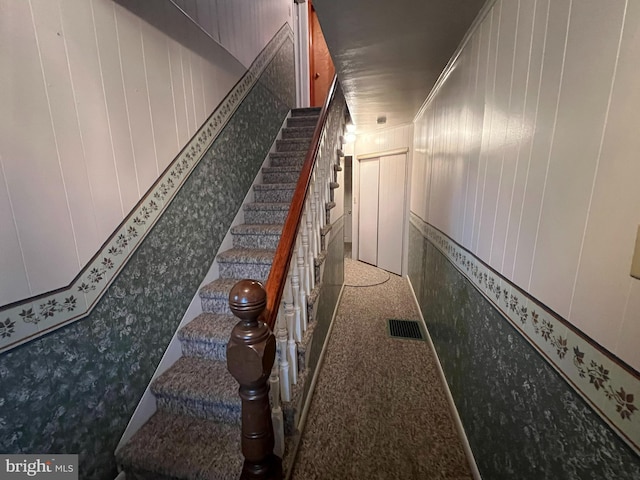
[408,220,640,479]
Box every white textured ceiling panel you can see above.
[313,0,487,132]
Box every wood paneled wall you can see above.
[411,0,640,370]
[0,0,291,306]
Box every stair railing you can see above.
[227,75,344,480]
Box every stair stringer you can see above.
[115,113,291,454]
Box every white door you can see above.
[358,158,379,266]
[344,157,353,243]
[377,153,406,274]
[357,153,407,275]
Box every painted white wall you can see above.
[172,0,292,69]
[0,0,291,306]
[411,0,640,370]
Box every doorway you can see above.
[308,2,335,107]
[357,153,407,275]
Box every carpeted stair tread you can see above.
[116,411,242,480]
[287,115,319,128]
[282,368,311,437]
[291,107,321,117]
[244,201,290,211]
[262,165,303,184]
[199,278,251,314]
[254,183,296,202]
[276,138,312,152]
[263,165,303,175]
[200,278,240,299]
[217,248,275,280]
[282,126,316,139]
[269,151,307,167]
[178,313,236,361]
[217,247,275,264]
[151,357,240,406]
[314,251,328,267]
[231,224,283,249]
[254,182,297,192]
[270,150,307,159]
[243,202,290,224]
[231,224,283,235]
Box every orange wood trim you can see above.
[263,75,338,330]
[308,1,315,106]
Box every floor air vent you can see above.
[387,319,425,341]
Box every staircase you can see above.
[116,107,322,480]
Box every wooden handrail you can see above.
[262,75,339,330]
[227,77,340,480]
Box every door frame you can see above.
[293,0,310,107]
[353,147,410,275]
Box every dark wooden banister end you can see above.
[227,279,282,479]
[229,279,267,323]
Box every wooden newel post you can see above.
[227,279,282,480]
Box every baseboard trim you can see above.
[284,281,346,480]
[407,275,483,480]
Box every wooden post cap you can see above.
[229,279,266,321]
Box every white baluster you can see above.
[296,237,308,331]
[309,182,319,258]
[304,203,316,289]
[276,305,291,402]
[313,183,323,253]
[290,263,303,342]
[284,277,298,385]
[269,364,284,458]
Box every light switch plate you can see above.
[631,225,640,279]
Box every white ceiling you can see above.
[312,0,488,132]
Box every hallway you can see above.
[289,259,474,480]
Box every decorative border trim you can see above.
[0,25,293,355]
[410,212,640,455]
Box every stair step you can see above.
[291,107,321,117]
[276,138,311,152]
[297,321,317,373]
[243,202,290,224]
[269,151,306,167]
[263,165,302,184]
[283,368,310,437]
[231,224,283,249]
[217,247,275,280]
[151,357,241,424]
[200,278,243,314]
[254,182,296,203]
[179,313,236,361]
[281,126,316,139]
[116,411,242,480]
[287,115,319,128]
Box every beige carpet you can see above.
[343,258,390,287]
[290,260,474,480]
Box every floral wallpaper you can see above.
[0,30,295,480]
[408,217,640,479]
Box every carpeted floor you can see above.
[290,259,474,480]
